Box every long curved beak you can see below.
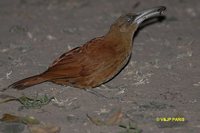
[134,6,166,25]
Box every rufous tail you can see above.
[2,74,48,91]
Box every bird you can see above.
[2,6,166,91]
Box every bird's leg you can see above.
[96,84,114,91]
[100,84,113,90]
[86,84,119,99]
[86,89,111,99]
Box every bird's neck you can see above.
[105,29,134,46]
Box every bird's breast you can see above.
[83,39,132,85]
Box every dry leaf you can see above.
[28,124,61,133]
[22,116,40,125]
[105,109,123,125]
[86,114,105,126]
[87,108,123,126]
[0,114,21,123]
[0,113,40,125]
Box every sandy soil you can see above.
[0,0,200,133]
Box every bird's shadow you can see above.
[103,16,166,86]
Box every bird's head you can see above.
[109,6,166,37]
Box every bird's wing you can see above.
[43,46,86,79]
[42,37,110,79]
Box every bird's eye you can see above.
[127,17,131,22]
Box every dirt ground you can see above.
[0,0,200,133]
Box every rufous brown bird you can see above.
[3,6,166,91]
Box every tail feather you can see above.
[2,74,48,91]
